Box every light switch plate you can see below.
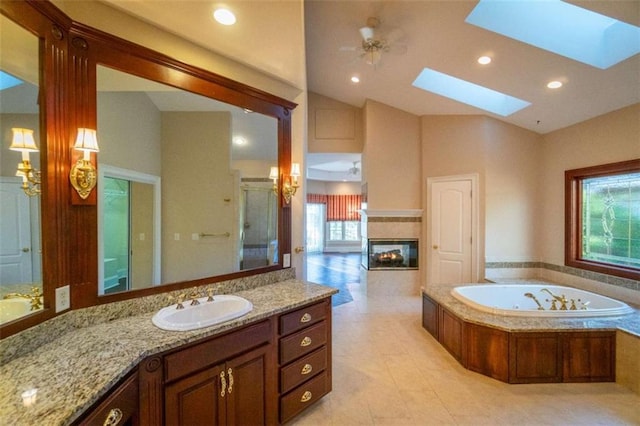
[55,285,70,313]
[283,253,291,268]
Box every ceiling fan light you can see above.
[359,26,375,41]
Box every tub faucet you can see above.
[540,288,568,310]
[3,286,43,311]
[524,292,545,310]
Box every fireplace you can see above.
[363,239,419,270]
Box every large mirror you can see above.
[96,66,279,294]
[0,14,43,324]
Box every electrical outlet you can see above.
[55,285,70,313]
[283,253,291,268]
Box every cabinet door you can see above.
[165,364,225,426]
[225,345,269,426]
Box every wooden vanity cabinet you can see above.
[80,297,333,426]
[75,370,139,426]
[162,320,275,426]
[278,299,332,424]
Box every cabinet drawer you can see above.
[280,346,327,393]
[279,321,327,365]
[280,300,327,336]
[280,372,329,423]
[78,371,138,426]
[164,320,270,382]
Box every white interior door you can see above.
[0,178,33,284]
[429,178,474,284]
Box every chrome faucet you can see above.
[540,288,568,310]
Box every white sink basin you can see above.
[0,298,32,324]
[152,295,253,331]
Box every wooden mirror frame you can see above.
[0,0,295,338]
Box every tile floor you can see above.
[291,281,640,426]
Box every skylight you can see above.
[412,68,531,116]
[0,70,22,91]
[466,0,640,69]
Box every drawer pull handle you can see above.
[300,391,312,403]
[228,368,234,394]
[220,371,227,397]
[300,336,312,347]
[301,364,313,375]
[300,313,312,323]
[103,408,123,426]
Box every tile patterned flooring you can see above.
[295,260,640,425]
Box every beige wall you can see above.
[539,104,640,265]
[308,92,363,153]
[98,92,162,175]
[307,180,360,195]
[422,115,542,269]
[363,100,421,209]
[161,112,237,282]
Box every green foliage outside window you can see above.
[581,172,640,269]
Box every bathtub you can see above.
[451,284,635,317]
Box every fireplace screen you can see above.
[364,239,418,270]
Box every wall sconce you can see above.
[282,162,301,204]
[10,128,41,197]
[69,128,100,199]
[269,166,279,195]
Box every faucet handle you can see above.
[206,287,215,302]
[189,287,201,306]
[169,293,186,309]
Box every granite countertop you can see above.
[0,279,337,426]
[422,281,640,337]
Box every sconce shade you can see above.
[74,128,100,152]
[269,166,279,180]
[290,163,301,177]
[10,128,38,152]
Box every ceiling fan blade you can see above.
[384,28,405,45]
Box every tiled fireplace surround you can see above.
[360,210,422,297]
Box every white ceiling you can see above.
[98,0,639,178]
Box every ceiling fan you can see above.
[347,161,361,176]
[340,17,407,67]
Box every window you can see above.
[565,159,640,280]
[327,221,360,242]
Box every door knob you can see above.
[294,246,305,254]
[432,245,438,250]
[22,248,30,253]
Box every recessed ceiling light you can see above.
[413,67,531,117]
[351,76,360,83]
[547,80,563,89]
[233,136,246,146]
[477,56,492,65]
[213,8,236,25]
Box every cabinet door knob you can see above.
[300,313,312,323]
[300,336,312,347]
[300,391,312,403]
[432,245,438,249]
[301,364,313,375]
[103,408,123,426]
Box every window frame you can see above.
[565,159,640,281]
